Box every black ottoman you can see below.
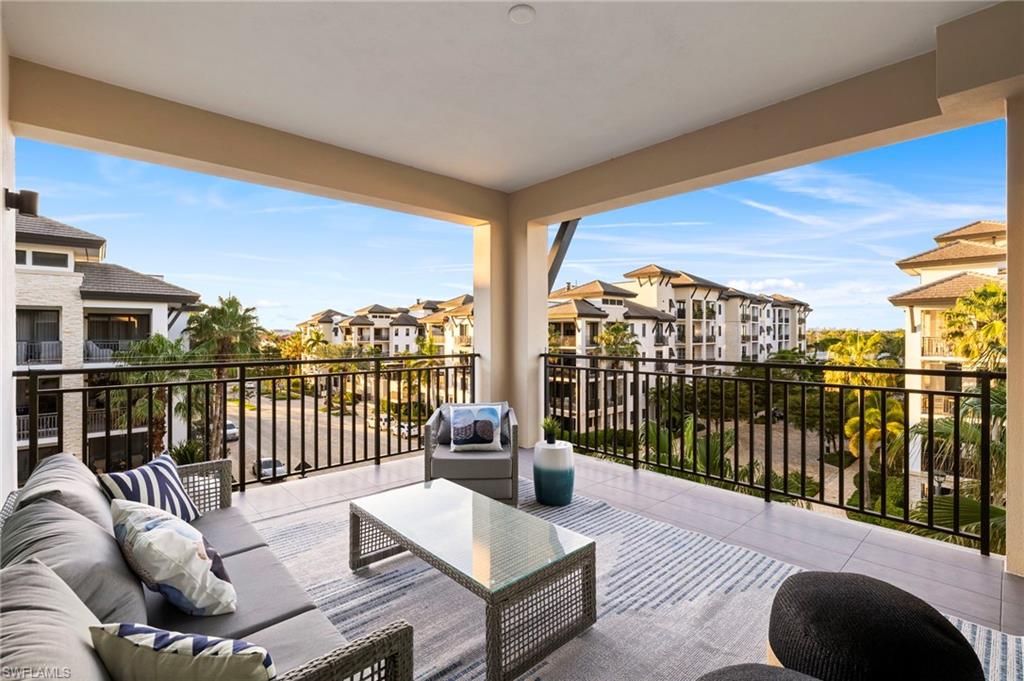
[698,664,822,680]
[768,572,984,681]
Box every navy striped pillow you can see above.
[98,453,200,522]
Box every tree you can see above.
[303,328,328,355]
[277,333,305,375]
[111,335,199,455]
[595,322,638,364]
[824,332,900,387]
[843,390,905,461]
[943,283,1006,371]
[185,296,263,457]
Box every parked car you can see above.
[252,457,287,480]
[225,420,239,442]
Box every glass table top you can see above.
[351,479,594,593]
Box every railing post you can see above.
[374,358,382,465]
[469,354,476,402]
[631,358,640,470]
[28,372,39,474]
[238,365,246,492]
[763,366,773,502]
[542,354,549,418]
[979,372,991,556]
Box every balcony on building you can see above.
[15,309,62,366]
[83,312,152,363]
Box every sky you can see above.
[15,119,1006,331]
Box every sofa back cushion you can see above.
[0,559,111,681]
[1,499,147,624]
[15,452,114,534]
[98,453,200,523]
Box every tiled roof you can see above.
[389,312,420,326]
[622,300,675,321]
[720,287,758,300]
[16,214,106,249]
[354,303,396,315]
[446,302,474,318]
[342,315,374,327]
[889,272,1005,306]
[547,299,609,319]
[669,271,727,289]
[896,240,1005,270]
[440,294,473,309]
[307,308,345,323]
[75,262,199,303]
[549,280,637,300]
[770,293,810,307]
[409,299,442,312]
[933,220,1006,245]
[417,309,448,325]
[622,263,680,280]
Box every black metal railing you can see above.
[16,340,62,365]
[15,354,477,489]
[542,353,1000,555]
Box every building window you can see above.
[31,251,69,268]
[15,249,26,265]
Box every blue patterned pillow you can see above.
[98,453,200,522]
[91,623,276,680]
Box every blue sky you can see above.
[15,119,1005,330]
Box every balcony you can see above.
[16,412,59,441]
[740,313,752,323]
[84,339,142,363]
[923,336,955,357]
[455,334,473,347]
[741,334,752,343]
[654,333,669,346]
[16,340,62,365]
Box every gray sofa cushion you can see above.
[15,452,113,534]
[445,478,514,499]
[1,499,146,624]
[430,445,512,480]
[437,402,510,445]
[245,609,347,674]
[1,560,111,681]
[190,507,268,557]
[145,546,315,640]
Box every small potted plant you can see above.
[541,417,560,445]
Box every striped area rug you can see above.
[254,480,1022,680]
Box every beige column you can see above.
[1006,94,1024,575]
[508,216,549,447]
[0,31,15,495]
[472,220,510,405]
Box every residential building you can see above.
[14,214,199,481]
[298,309,346,345]
[890,221,1008,424]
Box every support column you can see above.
[473,220,510,405]
[0,28,16,496]
[1006,94,1024,575]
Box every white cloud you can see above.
[737,199,834,227]
[727,278,805,293]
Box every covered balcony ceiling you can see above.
[1,1,993,191]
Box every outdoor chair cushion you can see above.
[244,609,348,674]
[769,572,984,681]
[191,506,268,557]
[145,546,315,640]
[15,452,114,534]
[0,560,111,681]
[1,498,147,624]
[698,664,822,680]
[444,478,514,500]
[436,402,511,445]
[430,444,513,479]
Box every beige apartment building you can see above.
[890,220,1007,425]
[14,214,199,482]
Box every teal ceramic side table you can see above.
[533,440,574,506]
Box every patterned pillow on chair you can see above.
[449,404,504,452]
[99,453,200,522]
[91,623,276,681]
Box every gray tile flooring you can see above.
[234,448,1024,634]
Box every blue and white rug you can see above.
[254,481,1023,680]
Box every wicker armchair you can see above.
[424,405,519,506]
[2,458,414,681]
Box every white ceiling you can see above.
[3,1,989,192]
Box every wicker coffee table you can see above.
[349,478,596,681]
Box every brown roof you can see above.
[669,271,727,289]
[933,220,1006,245]
[446,302,474,318]
[409,299,441,312]
[547,299,608,320]
[389,312,420,326]
[75,262,199,304]
[622,263,680,280]
[440,294,473,309]
[307,308,345,323]
[549,280,637,300]
[896,240,1005,271]
[340,315,373,327]
[622,300,675,321]
[16,214,106,250]
[769,293,810,307]
[354,303,396,315]
[720,287,758,300]
[417,309,449,325]
[889,272,1005,306]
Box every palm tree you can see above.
[303,328,328,355]
[911,495,1006,554]
[843,390,905,461]
[110,335,198,455]
[186,296,263,457]
[942,282,1006,371]
[824,332,900,387]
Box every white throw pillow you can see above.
[111,499,237,616]
[449,404,503,452]
[91,623,276,681]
